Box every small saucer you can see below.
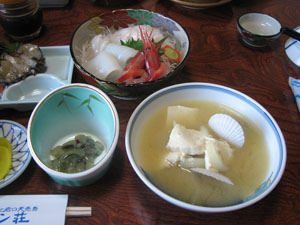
[285,26,300,67]
[0,120,31,189]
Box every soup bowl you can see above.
[125,82,286,212]
[27,83,119,186]
[70,9,190,100]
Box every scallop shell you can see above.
[208,113,245,148]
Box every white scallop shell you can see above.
[208,113,245,148]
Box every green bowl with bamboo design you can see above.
[27,83,119,186]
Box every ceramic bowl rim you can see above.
[69,8,190,88]
[27,83,120,179]
[125,82,286,213]
[169,0,232,8]
[237,12,281,38]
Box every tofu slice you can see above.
[166,105,200,128]
[166,123,206,155]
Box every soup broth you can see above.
[137,100,269,207]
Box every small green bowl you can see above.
[27,83,119,186]
[70,9,190,100]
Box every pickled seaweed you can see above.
[49,134,106,173]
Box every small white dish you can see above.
[285,26,300,67]
[0,45,74,111]
[237,13,300,48]
[237,13,281,47]
[2,74,65,101]
[0,120,31,189]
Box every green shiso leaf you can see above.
[120,38,144,51]
[120,36,168,54]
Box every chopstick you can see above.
[66,207,92,217]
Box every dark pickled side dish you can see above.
[49,134,106,173]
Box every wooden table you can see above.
[1,0,300,224]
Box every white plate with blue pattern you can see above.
[0,120,31,189]
[285,26,300,67]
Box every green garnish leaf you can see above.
[155,36,168,46]
[121,38,144,51]
[154,36,168,57]
[120,36,168,57]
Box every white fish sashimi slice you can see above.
[90,35,110,55]
[111,25,163,44]
[104,43,138,68]
[208,113,245,148]
[84,51,122,82]
[191,168,234,185]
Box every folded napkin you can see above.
[289,77,300,112]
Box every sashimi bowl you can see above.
[125,82,286,212]
[70,9,190,100]
[27,83,119,186]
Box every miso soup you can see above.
[137,100,269,207]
